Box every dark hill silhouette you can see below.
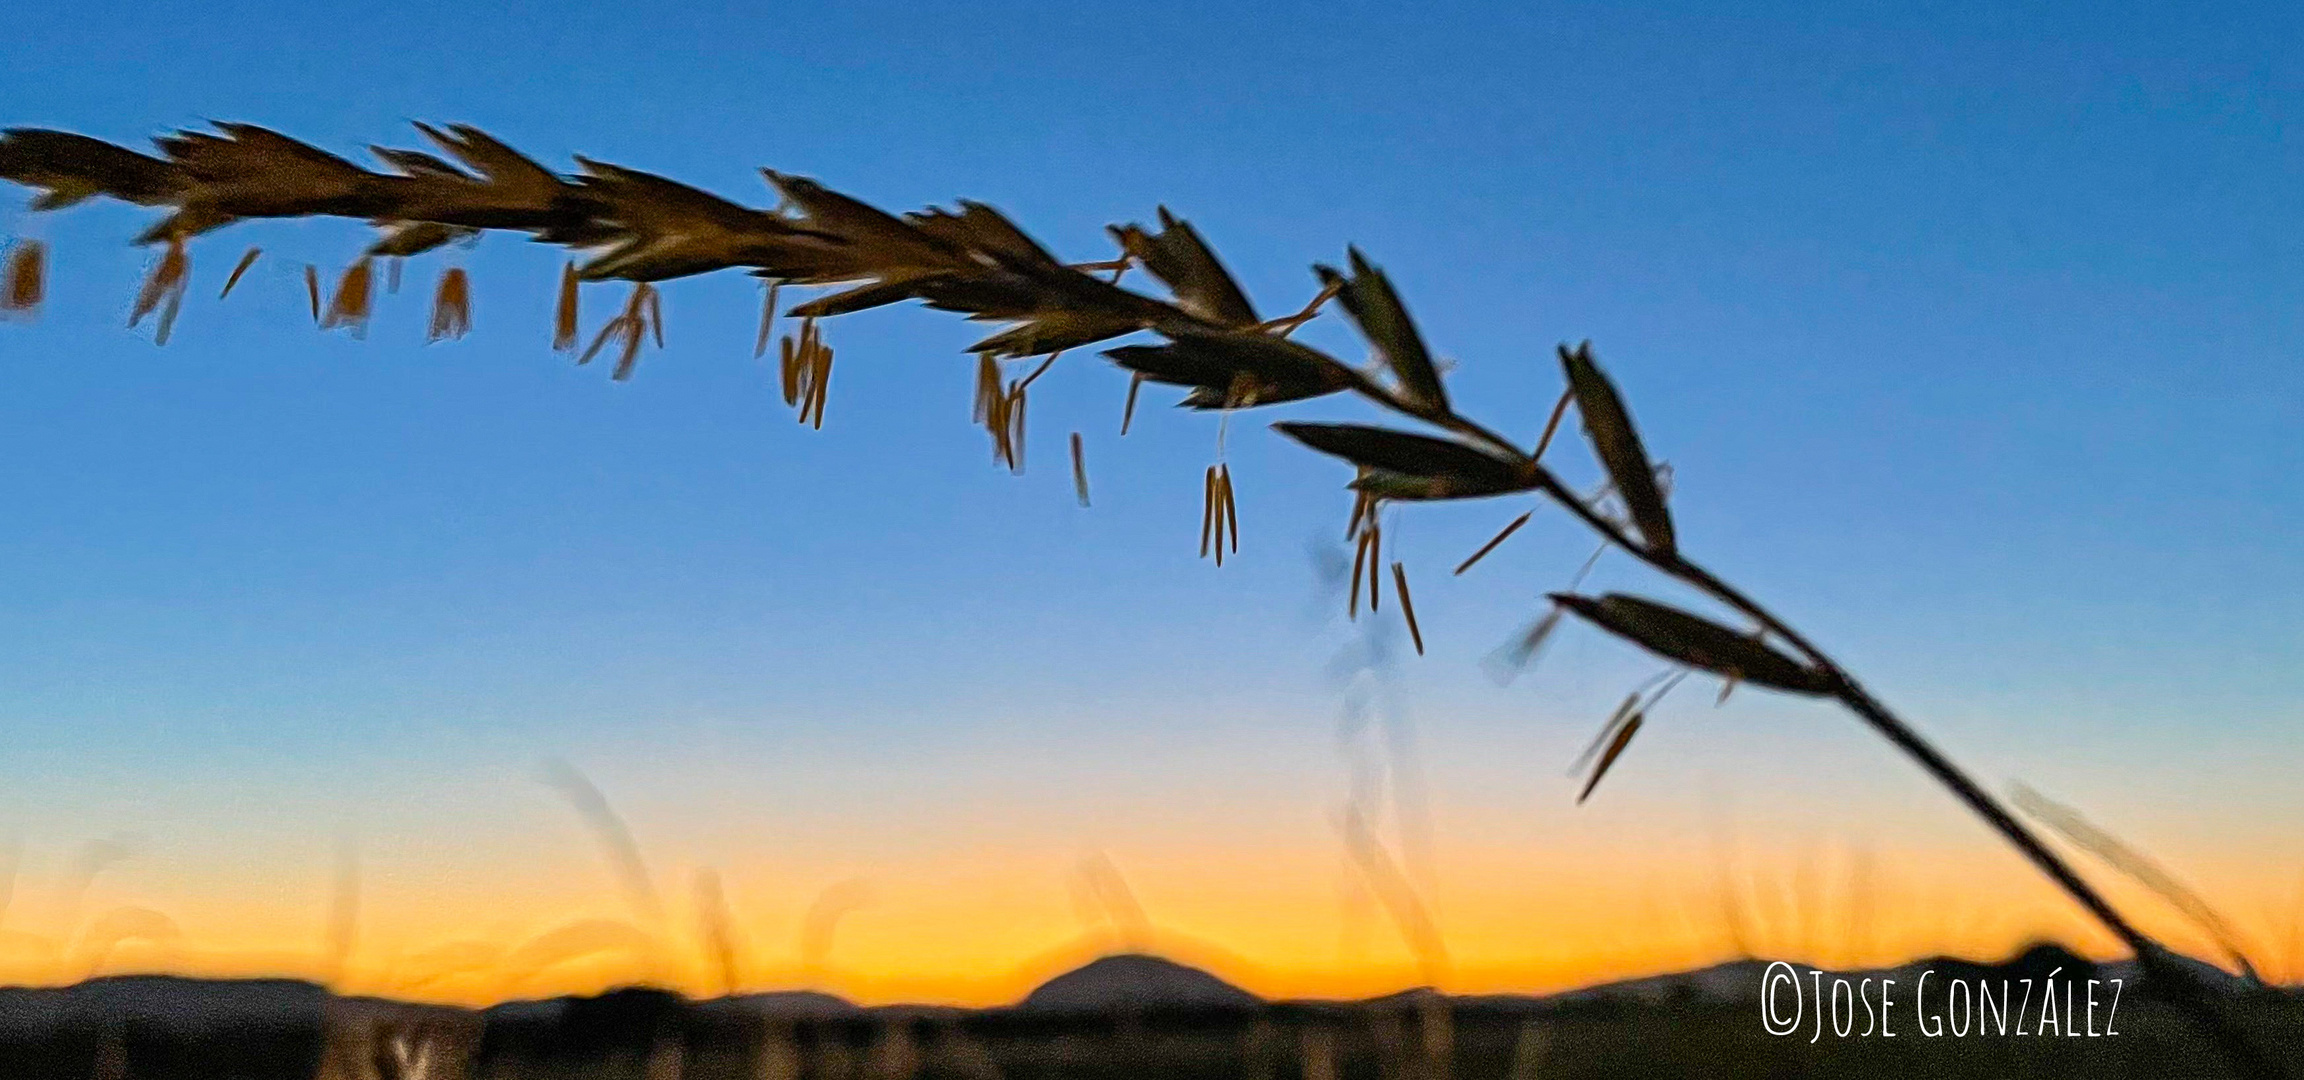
[1017,953,1260,1014]
[711,989,863,1018]
[0,976,326,1080]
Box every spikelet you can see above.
[1070,432,1090,507]
[552,262,579,351]
[385,257,403,295]
[428,268,472,342]
[218,247,261,299]
[1,240,44,318]
[321,257,375,336]
[303,265,321,323]
[1120,372,1143,435]
[1391,562,1423,655]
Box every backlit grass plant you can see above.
[0,121,2283,1076]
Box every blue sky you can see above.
[0,0,2298,997]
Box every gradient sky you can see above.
[0,0,2299,1005]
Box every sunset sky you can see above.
[0,1,2299,1005]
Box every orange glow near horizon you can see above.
[3,836,2295,1008]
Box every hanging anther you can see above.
[218,247,261,300]
[0,239,45,318]
[428,267,472,342]
[1120,372,1143,436]
[779,316,832,426]
[1070,432,1091,507]
[552,261,579,352]
[1202,463,1238,566]
[321,257,376,336]
[1392,562,1424,655]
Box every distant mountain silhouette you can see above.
[1544,958,1777,1006]
[47,975,326,1033]
[714,989,864,1018]
[1017,953,1259,1014]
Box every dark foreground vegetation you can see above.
[1,947,2296,1079]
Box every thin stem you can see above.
[1339,359,2162,960]
[1351,382,2279,1076]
